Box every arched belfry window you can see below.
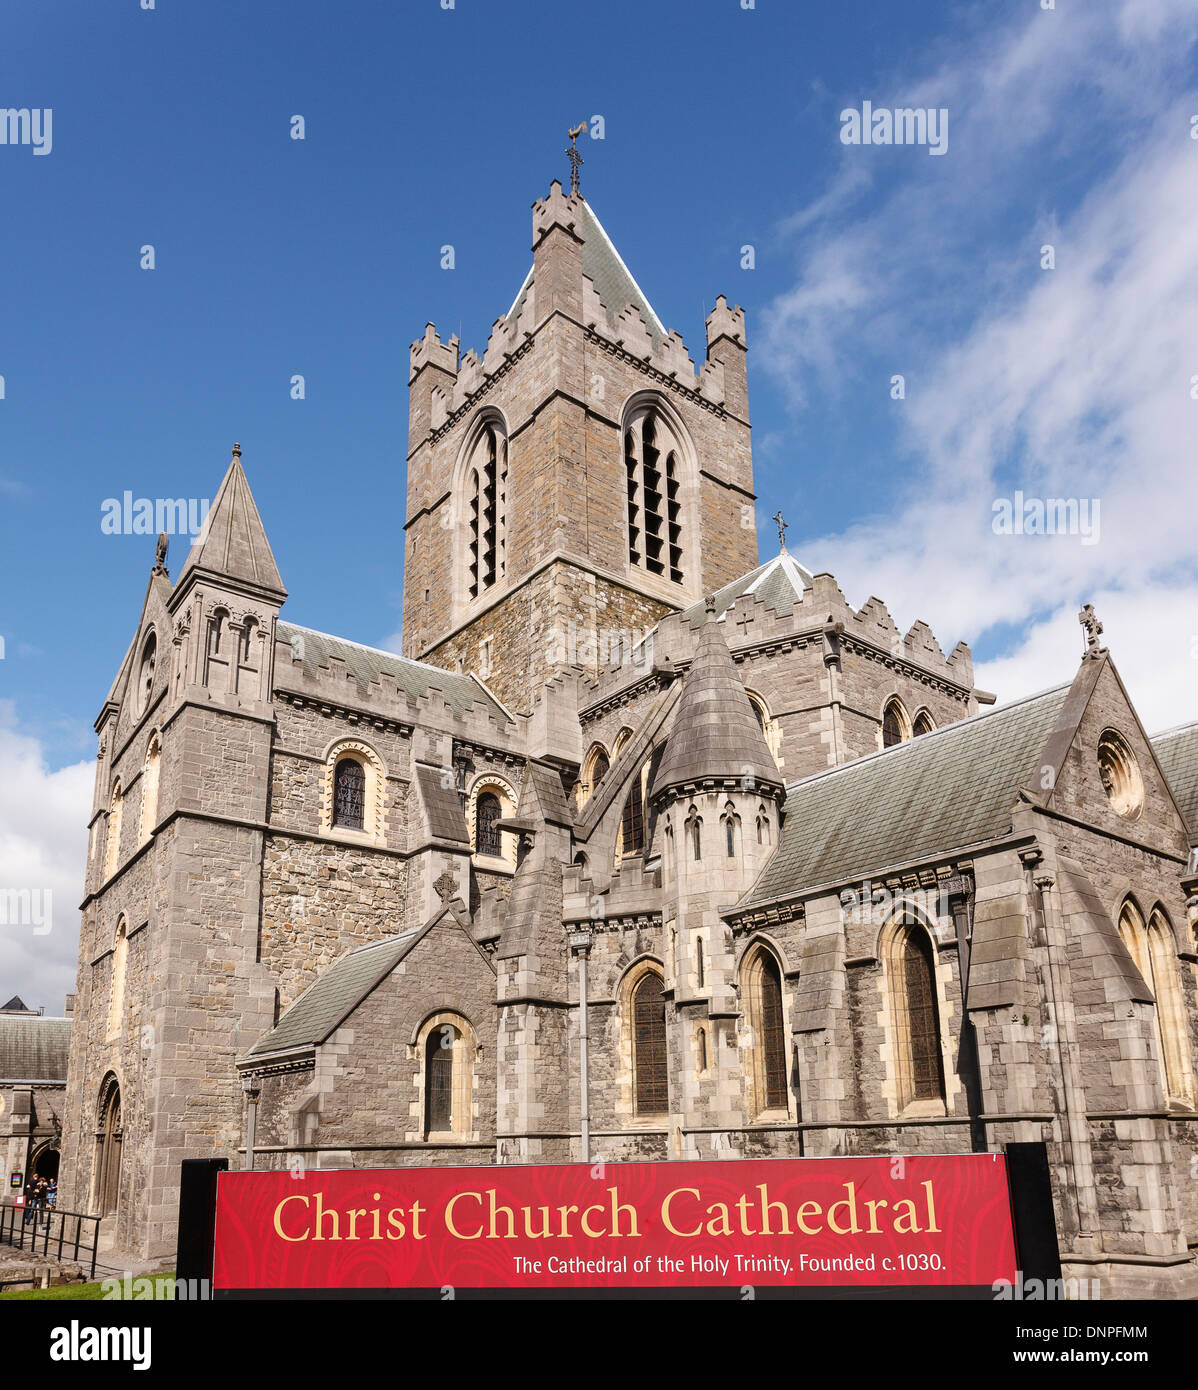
[333,758,365,830]
[913,710,935,737]
[884,911,947,1112]
[624,400,687,585]
[631,970,668,1116]
[465,417,508,601]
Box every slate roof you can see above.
[651,605,783,800]
[507,198,667,348]
[415,763,469,844]
[246,928,425,1058]
[1151,720,1198,834]
[741,683,1072,906]
[178,453,286,596]
[678,551,814,630]
[0,1015,71,1082]
[276,622,511,725]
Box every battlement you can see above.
[705,294,746,349]
[579,559,975,715]
[273,624,520,745]
[531,179,586,247]
[409,322,460,382]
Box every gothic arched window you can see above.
[466,418,508,600]
[140,733,161,843]
[632,971,668,1116]
[104,782,124,882]
[620,782,644,857]
[743,946,788,1116]
[885,913,946,1111]
[625,402,686,585]
[913,710,935,737]
[1120,901,1195,1108]
[106,918,128,1041]
[333,758,365,830]
[883,698,910,748]
[476,792,502,858]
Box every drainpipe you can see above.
[241,1074,261,1171]
[569,932,593,1166]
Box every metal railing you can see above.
[0,1201,100,1281]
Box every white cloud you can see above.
[764,1,1198,728]
[0,703,93,1016]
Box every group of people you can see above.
[21,1174,57,1225]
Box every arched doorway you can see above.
[30,1143,60,1182]
[93,1076,122,1217]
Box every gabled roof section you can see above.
[740,683,1072,907]
[276,622,512,725]
[650,603,783,801]
[507,197,667,349]
[177,449,286,598]
[678,551,814,630]
[246,929,425,1057]
[1151,720,1198,835]
[0,1014,71,1081]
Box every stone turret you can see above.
[650,600,785,1152]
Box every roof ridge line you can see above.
[581,200,667,337]
[1150,718,1198,741]
[783,679,1073,791]
[280,621,465,678]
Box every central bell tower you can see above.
[401,177,759,712]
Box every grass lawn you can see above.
[0,1280,108,1301]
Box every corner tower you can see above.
[402,178,759,712]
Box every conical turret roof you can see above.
[177,445,286,598]
[650,600,783,802]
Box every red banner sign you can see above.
[211,1154,1017,1293]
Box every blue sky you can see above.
[2,0,1197,1007]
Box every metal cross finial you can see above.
[566,123,585,195]
[772,510,788,552]
[1079,603,1105,659]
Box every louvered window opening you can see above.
[476,792,502,857]
[469,425,507,600]
[333,759,365,830]
[626,412,683,584]
[633,973,668,1115]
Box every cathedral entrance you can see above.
[30,1142,60,1181]
[93,1076,123,1217]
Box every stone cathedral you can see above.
[59,176,1198,1298]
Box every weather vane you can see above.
[566,123,585,195]
[772,510,788,552]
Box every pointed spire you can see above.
[177,444,287,599]
[650,602,782,802]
